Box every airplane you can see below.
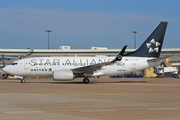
[0,22,173,84]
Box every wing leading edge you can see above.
[72,45,127,74]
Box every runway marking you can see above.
[93,91,180,93]
[1,107,180,114]
[0,91,179,94]
[44,111,81,113]
[122,91,177,93]
[93,92,119,93]
[150,107,180,110]
[148,91,174,93]
[34,92,63,93]
[116,109,149,111]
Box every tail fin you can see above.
[125,22,168,57]
[2,54,6,67]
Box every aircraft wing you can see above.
[147,55,174,62]
[71,45,127,74]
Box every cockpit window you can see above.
[11,62,18,66]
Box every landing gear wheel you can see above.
[83,78,89,84]
[21,79,25,83]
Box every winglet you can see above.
[112,45,127,62]
[2,54,6,67]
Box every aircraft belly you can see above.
[101,60,160,76]
[93,71,104,76]
[21,71,52,77]
[102,66,124,76]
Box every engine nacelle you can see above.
[53,69,74,81]
[1,72,7,79]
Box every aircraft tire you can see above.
[83,78,89,84]
[21,79,25,83]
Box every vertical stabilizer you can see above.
[125,22,168,57]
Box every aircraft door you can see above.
[24,60,29,70]
[131,59,136,70]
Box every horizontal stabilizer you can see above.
[147,55,174,62]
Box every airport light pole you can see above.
[133,31,137,49]
[46,30,52,49]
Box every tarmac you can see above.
[0,77,180,120]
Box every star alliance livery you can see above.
[1,22,173,83]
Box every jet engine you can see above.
[1,72,7,79]
[53,69,74,81]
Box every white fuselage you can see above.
[3,56,161,78]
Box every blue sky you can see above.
[0,0,180,49]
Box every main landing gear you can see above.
[21,79,25,83]
[83,77,89,84]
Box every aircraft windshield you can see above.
[11,62,18,66]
